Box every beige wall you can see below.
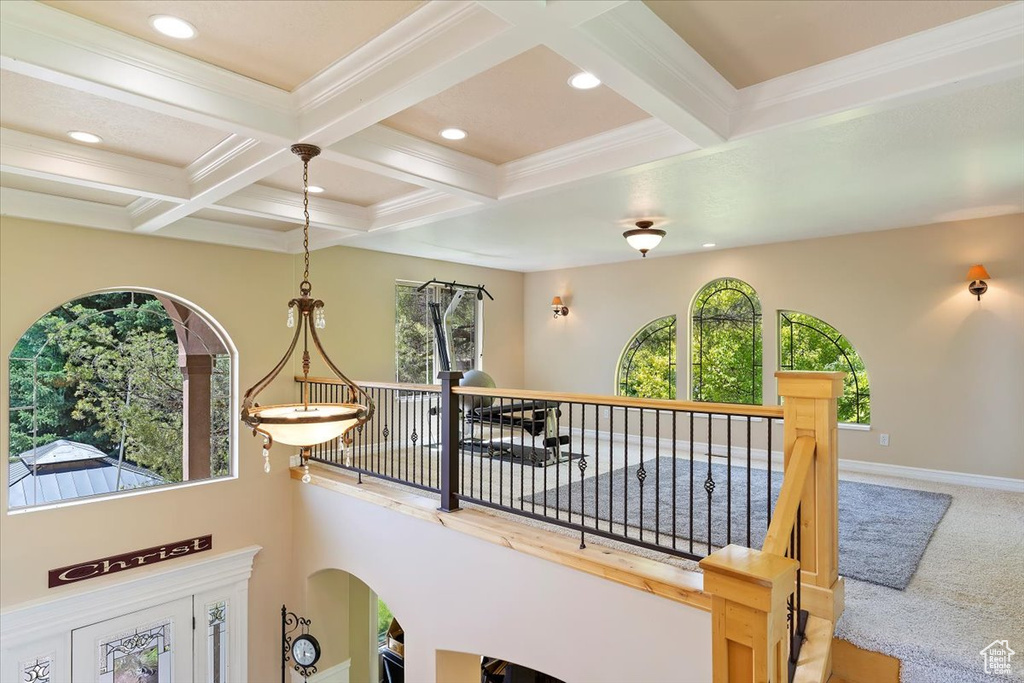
[523,214,1024,480]
[0,217,525,679]
[0,217,297,679]
[297,246,524,388]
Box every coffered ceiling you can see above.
[1,0,1021,271]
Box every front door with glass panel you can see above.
[71,597,193,682]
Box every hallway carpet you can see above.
[533,458,952,589]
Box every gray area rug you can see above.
[531,458,951,589]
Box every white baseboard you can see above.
[567,428,1024,492]
[308,659,350,683]
[837,458,1024,492]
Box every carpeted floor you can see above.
[530,458,952,589]
[833,471,1024,683]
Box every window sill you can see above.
[6,473,237,516]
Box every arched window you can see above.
[779,311,871,424]
[8,290,234,509]
[616,316,676,399]
[691,278,762,405]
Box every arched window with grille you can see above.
[616,316,676,399]
[779,311,871,424]
[691,278,762,405]
[7,290,234,509]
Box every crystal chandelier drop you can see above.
[241,144,373,483]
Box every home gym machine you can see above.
[420,279,570,466]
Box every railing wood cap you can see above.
[699,545,798,586]
[776,371,846,400]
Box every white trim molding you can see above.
[308,659,352,683]
[838,459,1024,492]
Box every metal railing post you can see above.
[438,371,463,512]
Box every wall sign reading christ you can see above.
[48,535,212,588]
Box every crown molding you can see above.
[731,3,1024,138]
[159,218,292,253]
[186,135,262,186]
[0,128,188,201]
[369,189,480,234]
[0,2,293,140]
[214,185,371,233]
[328,125,499,203]
[0,187,133,232]
[500,118,699,198]
[294,3,535,143]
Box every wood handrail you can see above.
[296,376,784,417]
[762,435,815,557]
[450,386,785,418]
[295,376,440,393]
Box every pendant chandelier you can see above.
[241,144,373,483]
[623,220,666,258]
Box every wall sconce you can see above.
[966,264,991,300]
[551,296,569,318]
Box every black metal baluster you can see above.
[706,413,715,555]
[560,402,567,523]
[624,407,630,539]
[655,409,661,545]
[768,417,774,528]
[672,410,678,550]
[637,408,646,542]
[608,406,614,533]
[689,411,695,555]
[578,404,588,549]
[746,415,752,548]
[727,416,732,545]
[498,397,505,506]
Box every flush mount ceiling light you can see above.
[568,72,601,90]
[67,130,102,144]
[623,220,666,258]
[149,15,197,39]
[307,185,325,194]
[241,144,374,483]
[440,128,467,140]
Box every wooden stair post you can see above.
[700,546,798,683]
[775,371,846,623]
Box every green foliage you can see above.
[377,599,394,642]
[691,279,763,405]
[7,292,231,483]
[779,311,871,423]
[395,284,478,383]
[618,316,676,399]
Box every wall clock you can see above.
[282,605,320,682]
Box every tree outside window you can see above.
[691,278,763,405]
[779,310,871,423]
[616,316,676,400]
[395,282,480,384]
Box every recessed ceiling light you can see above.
[149,15,197,40]
[307,185,325,194]
[702,243,716,248]
[67,130,103,144]
[568,72,601,90]
[440,128,467,141]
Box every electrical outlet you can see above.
[879,433,890,447]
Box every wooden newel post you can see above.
[700,546,798,683]
[775,370,846,622]
[438,371,463,512]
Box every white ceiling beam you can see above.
[0,128,188,201]
[368,189,482,234]
[499,118,699,199]
[158,217,291,253]
[211,185,371,233]
[0,186,133,232]
[294,2,536,144]
[0,2,294,142]
[731,3,1024,139]
[479,0,733,147]
[326,125,500,203]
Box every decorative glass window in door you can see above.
[98,620,172,683]
[21,654,52,683]
[207,601,228,683]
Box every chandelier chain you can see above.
[302,159,310,284]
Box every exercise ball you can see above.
[460,369,496,409]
